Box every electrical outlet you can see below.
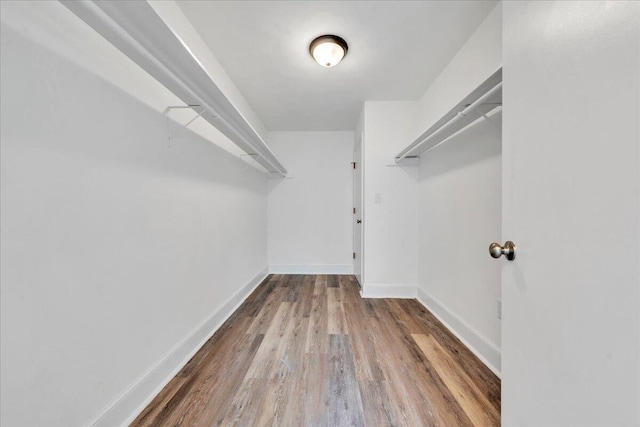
[498,299,502,320]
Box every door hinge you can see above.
[351,162,356,169]
[353,252,356,259]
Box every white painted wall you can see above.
[358,4,501,305]
[415,3,502,136]
[0,2,268,426]
[267,132,354,274]
[417,116,502,366]
[148,0,269,144]
[361,101,419,297]
[415,3,503,373]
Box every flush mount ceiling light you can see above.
[309,35,348,68]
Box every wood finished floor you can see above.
[132,274,500,426]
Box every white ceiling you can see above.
[177,1,498,131]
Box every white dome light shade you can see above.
[309,35,348,68]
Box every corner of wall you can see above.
[416,286,501,377]
[148,0,269,141]
[269,265,353,275]
[88,268,269,427]
[414,0,503,379]
[361,283,417,299]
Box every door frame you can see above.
[353,131,364,286]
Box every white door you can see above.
[502,2,639,426]
[353,132,364,286]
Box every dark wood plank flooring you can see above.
[132,274,500,426]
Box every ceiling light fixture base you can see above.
[309,35,348,68]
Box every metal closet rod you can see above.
[162,94,286,176]
[396,81,503,163]
[167,98,286,177]
[61,0,287,178]
[164,104,286,177]
[174,88,287,177]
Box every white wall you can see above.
[415,3,502,136]
[418,117,502,365]
[0,2,268,426]
[148,0,270,143]
[358,4,501,306]
[361,101,419,297]
[415,2,503,373]
[267,132,353,274]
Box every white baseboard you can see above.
[85,268,270,427]
[416,287,501,377]
[360,283,417,298]
[268,264,353,275]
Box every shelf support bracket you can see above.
[164,105,210,141]
[468,103,502,134]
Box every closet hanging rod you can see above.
[457,83,502,118]
[394,67,502,163]
[61,0,288,177]
[396,81,502,163]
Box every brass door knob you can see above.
[489,241,516,261]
